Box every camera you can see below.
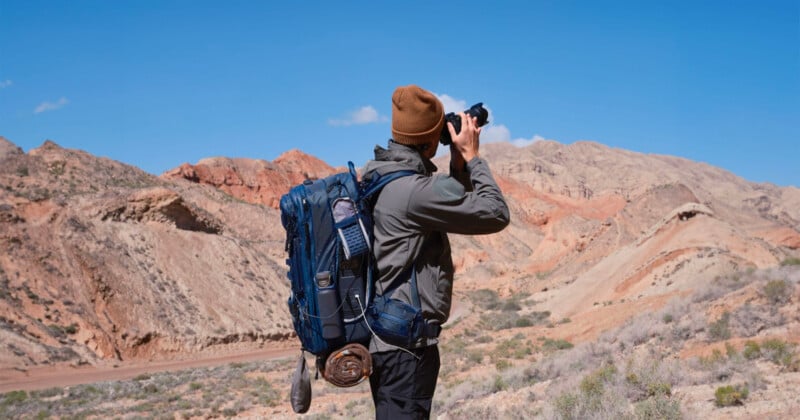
[440,102,489,145]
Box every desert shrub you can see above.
[742,341,761,360]
[493,336,532,360]
[515,317,534,327]
[714,384,748,407]
[762,279,792,304]
[725,342,738,358]
[552,392,580,419]
[480,310,550,331]
[495,359,512,371]
[579,364,617,399]
[468,289,501,310]
[634,394,682,420]
[731,303,785,337]
[611,314,669,352]
[441,336,468,357]
[492,375,508,393]
[761,339,796,367]
[698,349,726,367]
[780,257,800,266]
[662,314,674,324]
[466,350,484,364]
[474,335,493,344]
[623,357,679,403]
[541,338,573,353]
[707,312,731,341]
[547,364,630,420]
[2,390,27,406]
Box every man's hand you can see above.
[448,112,481,169]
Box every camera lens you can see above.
[440,102,489,145]
[466,103,489,127]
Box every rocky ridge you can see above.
[1,136,798,405]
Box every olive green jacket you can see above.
[362,141,510,351]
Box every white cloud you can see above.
[0,80,12,89]
[438,92,547,148]
[510,134,546,148]
[436,93,467,114]
[328,105,387,126]
[482,124,511,143]
[34,97,69,114]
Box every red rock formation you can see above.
[161,150,339,208]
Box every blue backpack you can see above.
[280,163,415,356]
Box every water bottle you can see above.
[316,271,343,340]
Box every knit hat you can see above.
[391,85,444,146]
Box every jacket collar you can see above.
[371,140,438,175]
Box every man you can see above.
[362,85,510,419]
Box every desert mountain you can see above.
[2,136,797,369]
[1,137,293,368]
[1,135,799,417]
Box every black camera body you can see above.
[440,102,489,145]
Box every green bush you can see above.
[2,390,28,405]
[725,342,738,358]
[780,257,800,266]
[646,382,672,397]
[634,395,682,420]
[541,338,573,353]
[493,337,532,360]
[714,384,748,407]
[495,359,512,371]
[761,339,796,367]
[468,289,501,310]
[708,312,731,341]
[491,375,507,392]
[763,279,792,304]
[579,365,617,399]
[742,341,761,360]
[553,393,579,418]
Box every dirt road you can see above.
[0,347,296,393]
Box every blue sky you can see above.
[1,1,798,186]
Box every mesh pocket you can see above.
[338,223,369,259]
[333,198,369,259]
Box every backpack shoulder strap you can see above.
[351,161,416,201]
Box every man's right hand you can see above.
[447,112,481,165]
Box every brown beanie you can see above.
[391,85,444,146]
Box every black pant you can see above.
[369,345,440,420]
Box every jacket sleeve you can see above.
[449,162,473,192]
[407,158,510,234]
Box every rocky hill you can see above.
[0,137,294,368]
[1,135,799,417]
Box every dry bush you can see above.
[707,312,732,341]
[0,359,290,419]
[532,341,614,383]
[762,279,792,305]
[603,311,669,352]
[730,303,785,337]
[542,360,681,420]
[691,274,752,304]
